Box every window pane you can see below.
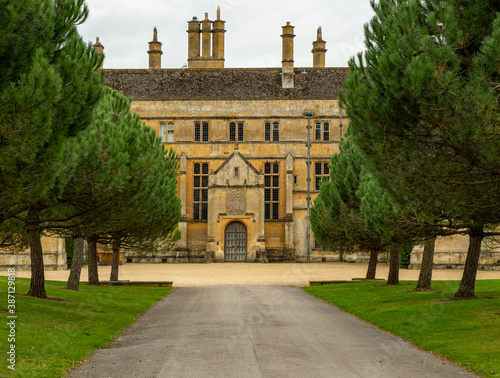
[324,163,329,175]
[202,163,209,174]
[193,203,200,220]
[238,122,244,141]
[194,122,201,141]
[202,122,209,141]
[194,176,200,187]
[315,177,321,190]
[273,163,279,174]
[264,189,271,202]
[315,163,322,175]
[194,190,200,202]
[272,203,279,219]
[167,130,174,142]
[201,176,208,187]
[272,176,279,187]
[272,189,279,202]
[229,122,236,141]
[202,189,208,202]
[194,163,200,174]
[265,204,271,220]
[264,163,271,174]
[160,122,166,142]
[315,122,321,141]
[201,203,208,220]
[265,176,271,187]
[323,122,330,141]
[273,122,279,141]
[265,123,271,141]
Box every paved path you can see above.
[69,286,475,378]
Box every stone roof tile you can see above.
[104,67,348,101]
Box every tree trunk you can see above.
[386,244,400,285]
[415,236,436,291]
[110,237,121,282]
[26,208,47,298]
[65,237,84,291]
[365,248,380,279]
[87,235,100,285]
[454,225,484,299]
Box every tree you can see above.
[340,0,500,298]
[0,0,104,298]
[312,137,387,280]
[44,89,181,287]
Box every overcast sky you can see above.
[77,0,375,70]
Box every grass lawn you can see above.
[304,280,500,378]
[0,276,171,377]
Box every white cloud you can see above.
[77,0,374,69]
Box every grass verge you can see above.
[0,276,171,377]
[304,280,500,378]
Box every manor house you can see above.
[102,8,348,263]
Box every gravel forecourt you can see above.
[14,262,500,286]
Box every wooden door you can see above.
[224,222,247,262]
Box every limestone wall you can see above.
[0,237,67,271]
[410,234,500,270]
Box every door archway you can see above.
[224,222,247,262]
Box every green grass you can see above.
[304,280,500,378]
[0,276,171,377]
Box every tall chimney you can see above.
[212,6,225,63]
[201,12,212,58]
[148,27,163,70]
[93,37,104,70]
[312,26,327,68]
[281,22,295,88]
[187,16,201,63]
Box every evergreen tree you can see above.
[45,89,181,288]
[340,0,500,298]
[0,0,104,297]
[311,137,387,279]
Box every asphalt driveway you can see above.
[69,286,475,378]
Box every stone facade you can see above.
[105,9,347,263]
[103,8,497,268]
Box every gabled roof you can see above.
[104,67,348,101]
[213,151,260,175]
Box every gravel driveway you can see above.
[14,262,500,286]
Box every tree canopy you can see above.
[339,0,500,297]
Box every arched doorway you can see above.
[224,221,247,262]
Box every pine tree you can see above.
[45,89,181,287]
[340,0,500,298]
[0,0,104,298]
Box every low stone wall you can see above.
[410,234,500,270]
[0,237,67,271]
[410,250,500,270]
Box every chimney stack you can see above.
[212,6,226,60]
[201,13,212,58]
[148,27,163,70]
[281,22,295,88]
[187,9,225,69]
[312,27,327,68]
[187,16,201,60]
[93,37,104,70]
